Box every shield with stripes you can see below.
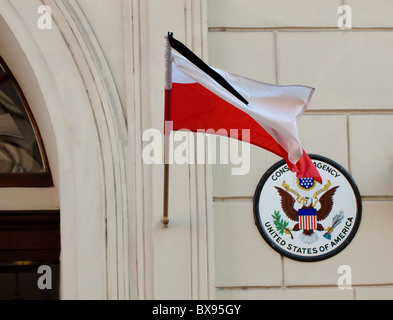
[298,208,317,231]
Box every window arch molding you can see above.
[0,0,128,300]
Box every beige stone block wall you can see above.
[208,0,393,300]
[209,32,276,82]
[347,0,393,28]
[350,115,393,197]
[277,31,393,110]
[216,287,354,300]
[208,0,341,28]
[214,201,282,287]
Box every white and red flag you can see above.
[164,32,321,183]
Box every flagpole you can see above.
[162,161,170,225]
[162,33,173,225]
[162,98,171,226]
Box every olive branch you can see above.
[272,211,289,236]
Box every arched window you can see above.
[0,57,52,187]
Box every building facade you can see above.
[0,0,392,300]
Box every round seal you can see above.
[253,155,362,262]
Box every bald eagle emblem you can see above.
[275,179,339,244]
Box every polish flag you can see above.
[164,33,321,183]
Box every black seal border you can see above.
[253,154,362,263]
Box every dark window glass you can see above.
[0,59,6,77]
[0,57,52,186]
[0,79,44,172]
[0,64,5,77]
